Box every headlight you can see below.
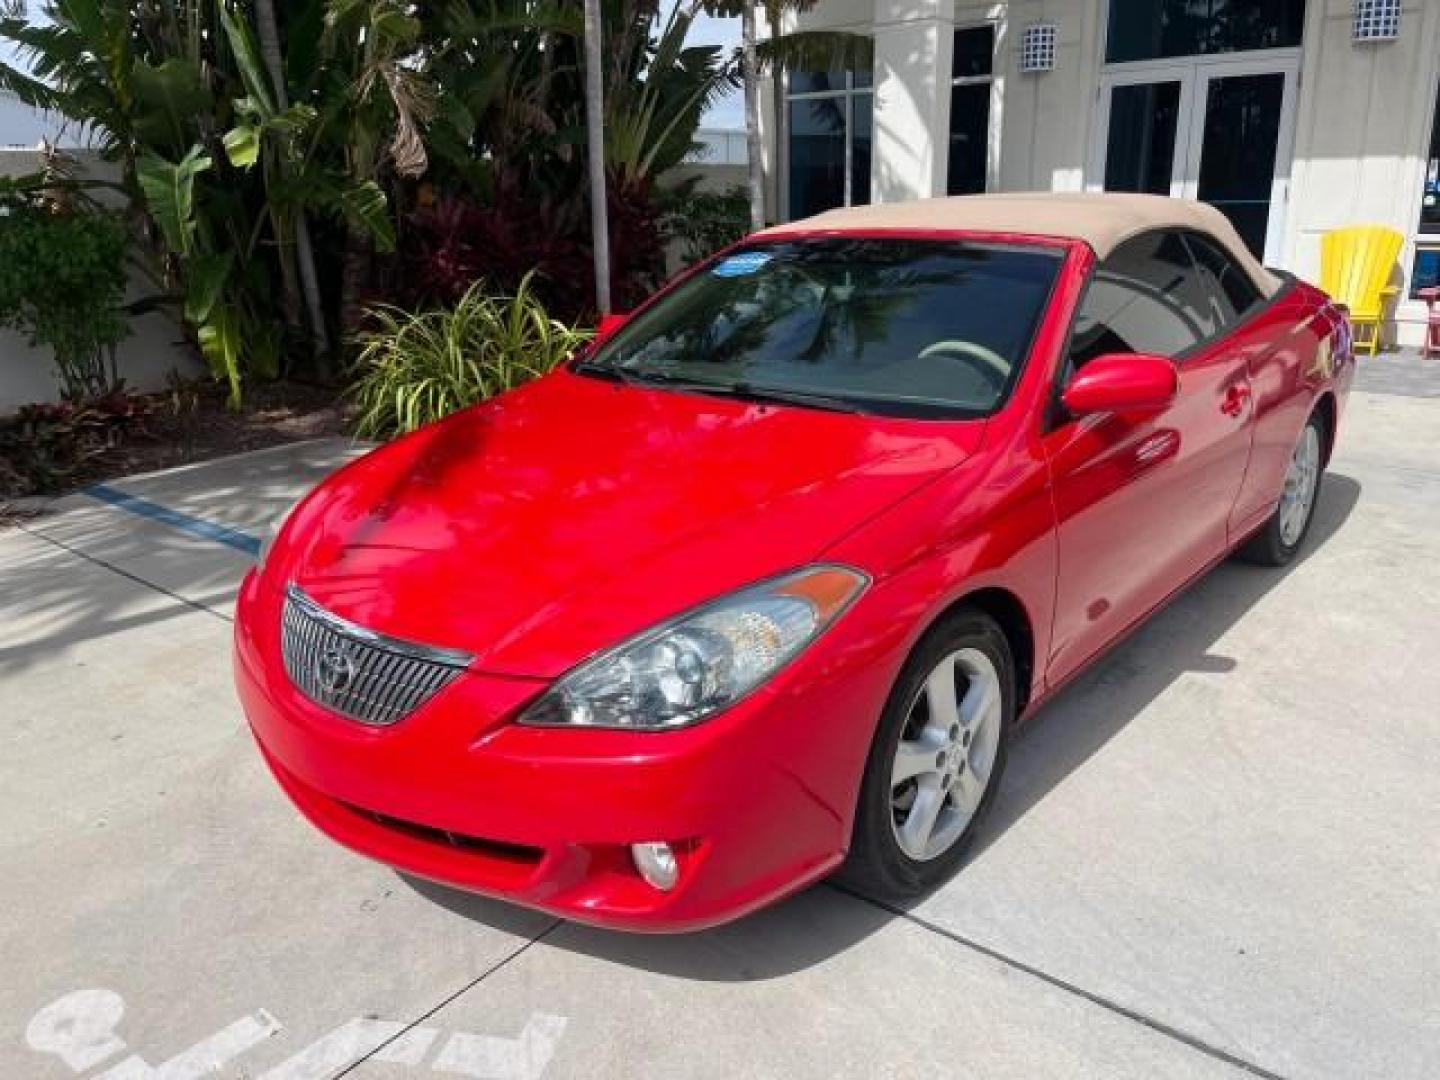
[519,565,869,730]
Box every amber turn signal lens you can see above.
[774,566,868,621]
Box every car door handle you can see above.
[1220,383,1251,418]
[1134,429,1180,466]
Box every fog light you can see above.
[630,841,679,891]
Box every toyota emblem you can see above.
[315,645,357,695]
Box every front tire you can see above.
[840,607,1013,900]
[1239,409,1326,566]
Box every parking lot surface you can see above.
[3,359,1438,1079]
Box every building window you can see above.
[1105,0,1306,64]
[1411,77,1440,298]
[787,61,873,221]
[948,25,995,195]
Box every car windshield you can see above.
[578,237,1063,418]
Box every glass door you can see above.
[1092,55,1298,263]
[1092,68,1195,199]
[1182,61,1297,264]
[1104,80,1186,196]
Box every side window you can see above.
[1182,231,1263,324]
[1067,230,1215,370]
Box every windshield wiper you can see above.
[630,371,870,414]
[575,364,870,415]
[723,382,873,415]
[572,359,639,384]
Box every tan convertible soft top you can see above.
[756,192,1283,298]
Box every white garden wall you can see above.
[0,145,202,416]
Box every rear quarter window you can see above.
[1182,230,1264,323]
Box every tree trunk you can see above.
[254,0,331,360]
[339,221,373,342]
[294,213,330,357]
[768,4,785,224]
[741,2,765,230]
[583,0,612,313]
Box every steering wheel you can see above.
[917,340,1011,394]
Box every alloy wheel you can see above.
[890,647,1003,862]
[1279,423,1321,547]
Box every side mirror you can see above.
[1061,352,1179,417]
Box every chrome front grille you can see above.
[280,585,472,726]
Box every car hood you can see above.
[272,369,984,677]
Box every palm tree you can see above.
[0,3,56,110]
[322,0,437,336]
[739,3,762,231]
[583,0,611,312]
[253,0,329,357]
[603,3,732,189]
[420,1,728,314]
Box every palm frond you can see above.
[379,63,435,177]
[754,29,872,75]
[0,30,59,109]
[442,0,582,42]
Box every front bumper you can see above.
[234,571,894,931]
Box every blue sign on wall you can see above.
[1411,247,1440,299]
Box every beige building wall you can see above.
[1287,0,1440,343]
[786,0,1440,346]
[989,0,1103,194]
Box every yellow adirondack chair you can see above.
[1319,225,1404,355]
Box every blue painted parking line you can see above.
[84,484,262,557]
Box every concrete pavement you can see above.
[3,361,1438,1079]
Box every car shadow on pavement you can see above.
[971,470,1361,860]
[403,472,1363,981]
[403,871,897,981]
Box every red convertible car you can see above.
[235,193,1352,931]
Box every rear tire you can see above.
[1239,409,1326,567]
[839,607,1013,901]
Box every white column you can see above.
[872,0,953,202]
[757,63,776,224]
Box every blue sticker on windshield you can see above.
[712,252,772,278]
